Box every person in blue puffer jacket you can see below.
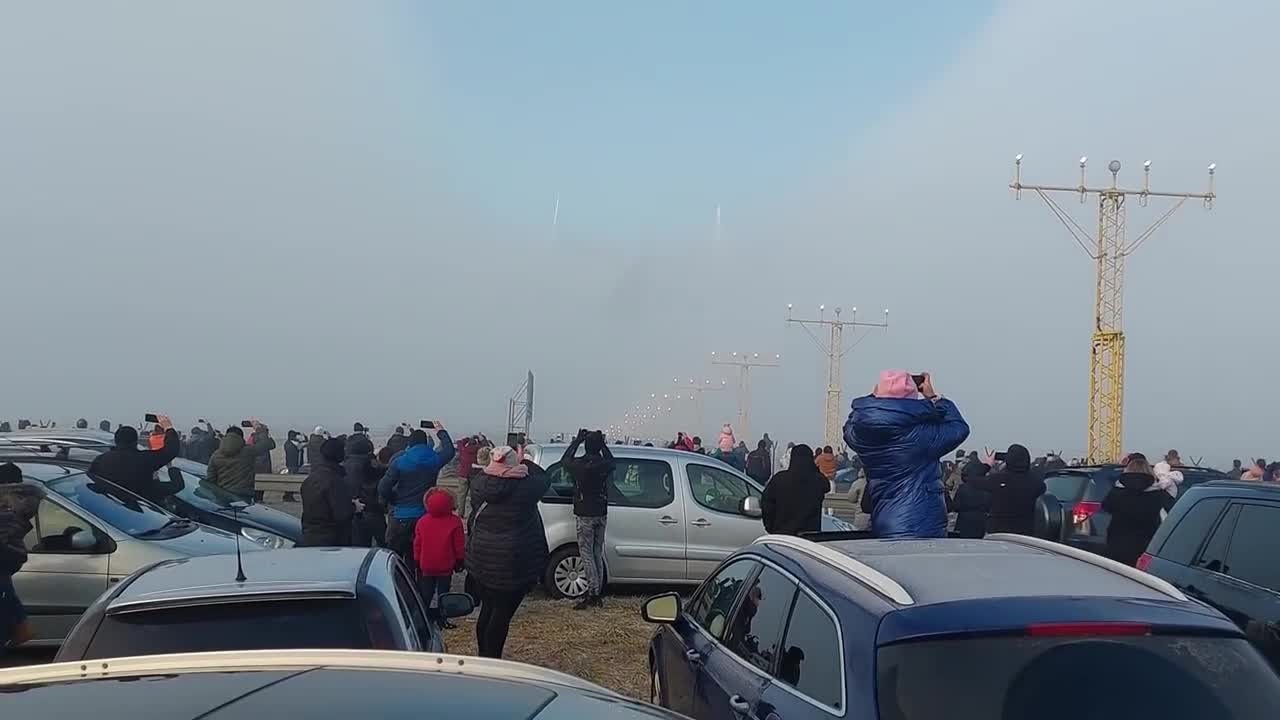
[843,370,970,539]
[378,423,455,563]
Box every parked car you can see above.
[54,547,471,661]
[527,444,851,599]
[1138,481,1280,669]
[7,460,262,646]
[1041,464,1229,553]
[0,431,301,545]
[642,532,1280,720]
[0,649,685,720]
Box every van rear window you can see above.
[876,635,1280,720]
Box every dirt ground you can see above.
[443,594,654,700]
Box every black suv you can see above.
[1043,464,1229,554]
[1140,481,1280,669]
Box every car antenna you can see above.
[230,501,248,583]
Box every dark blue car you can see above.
[642,532,1280,720]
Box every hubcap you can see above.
[651,668,662,705]
[554,555,589,598]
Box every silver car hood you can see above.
[147,523,265,557]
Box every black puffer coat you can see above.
[951,461,991,539]
[465,462,552,592]
[1102,472,1166,566]
[975,445,1046,536]
[300,460,354,547]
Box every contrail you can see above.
[553,193,560,226]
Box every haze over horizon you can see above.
[2,1,1273,464]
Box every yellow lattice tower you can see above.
[1011,157,1215,463]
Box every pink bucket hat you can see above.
[874,369,919,399]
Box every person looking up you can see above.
[561,429,615,609]
[762,444,828,536]
[1102,456,1166,566]
[378,423,455,562]
[974,444,1045,536]
[717,424,736,456]
[746,439,772,484]
[844,370,970,539]
[413,488,465,625]
[299,437,357,546]
[88,417,181,503]
[205,423,276,502]
[1227,459,1243,480]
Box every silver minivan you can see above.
[529,444,849,598]
[9,460,262,646]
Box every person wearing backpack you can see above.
[746,439,772,484]
[0,463,43,651]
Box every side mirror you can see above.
[70,529,97,551]
[739,495,763,518]
[641,592,681,624]
[438,592,476,619]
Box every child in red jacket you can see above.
[413,488,465,623]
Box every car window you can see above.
[608,459,674,509]
[42,473,180,538]
[778,590,844,710]
[724,566,796,674]
[688,559,757,640]
[687,463,760,515]
[1196,505,1240,573]
[875,635,1280,720]
[1043,473,1089,503]
[391,565,428,649]
[81,599,371,660]
[543,462,574,500]
[1156,497,1226,565]
[23,497,101,554]
[1223,505,1280,592]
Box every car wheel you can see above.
[650,658,666,706]
[545,546,590,599]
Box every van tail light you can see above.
[1072,501,1102,526]
[1027,622,1151,637]
[1136,553,1154,572]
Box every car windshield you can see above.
[82,599,371,659]
[876,635,1280,720]
[44,473,182,538]
[165,459,244,508]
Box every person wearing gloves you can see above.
[843,370,970,539]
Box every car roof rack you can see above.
[753,534,915,606]
[985,533,1187,602]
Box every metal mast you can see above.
[710,352,779,441]
[671,377,727,434]
[786,304,889,450]
[1010,156,1215,463]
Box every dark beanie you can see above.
[321,437,346,464]
[0,462,21,485]
[114,426,139,448]
[584,430,606,454]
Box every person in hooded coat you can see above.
[761,444,829,536]
[844,370,970,539]
[300,438,356,546]
[745,440,773,484]
[386,426,409,458]
[1102,457,1167,566]
[974,444,1045,536]
[205,425,275,501]
[951,458,992,538]
[343,433,386,547]
[88,422,182,504]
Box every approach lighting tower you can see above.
[1010,156,1215,463]
[710,352,779,441]
[787,304,889,450]
[670,378,727,434]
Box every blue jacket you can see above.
[843,396,970,539]
[377,430,456,520]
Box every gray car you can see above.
[529,444,851,598]
[8,460,262,646]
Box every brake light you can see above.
[1027,622,1151,637]
[1072,501,1102,526]
[1136,553,1154,572]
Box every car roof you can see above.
[532,443,744,472]
[0,650,676,720]
[1186,480,1280,497]
[107,548,378,613]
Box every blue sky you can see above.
[403,1,996,242]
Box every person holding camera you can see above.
[561,429,615,609]
[88,416,182,504]
[973,444,1045,536]
[844,370,970,539]
[206,422,277,502]
[378,423,455,564]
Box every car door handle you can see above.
[690,518,712,528]
[685,649,702,664]
[657,515,679,525]
[728,695,752,715]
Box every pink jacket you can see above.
[717,426,736,453]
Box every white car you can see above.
[528,444,850,598]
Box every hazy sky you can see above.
[1,1,1272,463]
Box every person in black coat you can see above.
[300,438,357,547]
[465,447,552,659]
[761,444,828,536]
[951,458,992,538]
[342,433,386,547]
[975,444,1046,536]
[1102,458,1167,566]
[87,421,182,504]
